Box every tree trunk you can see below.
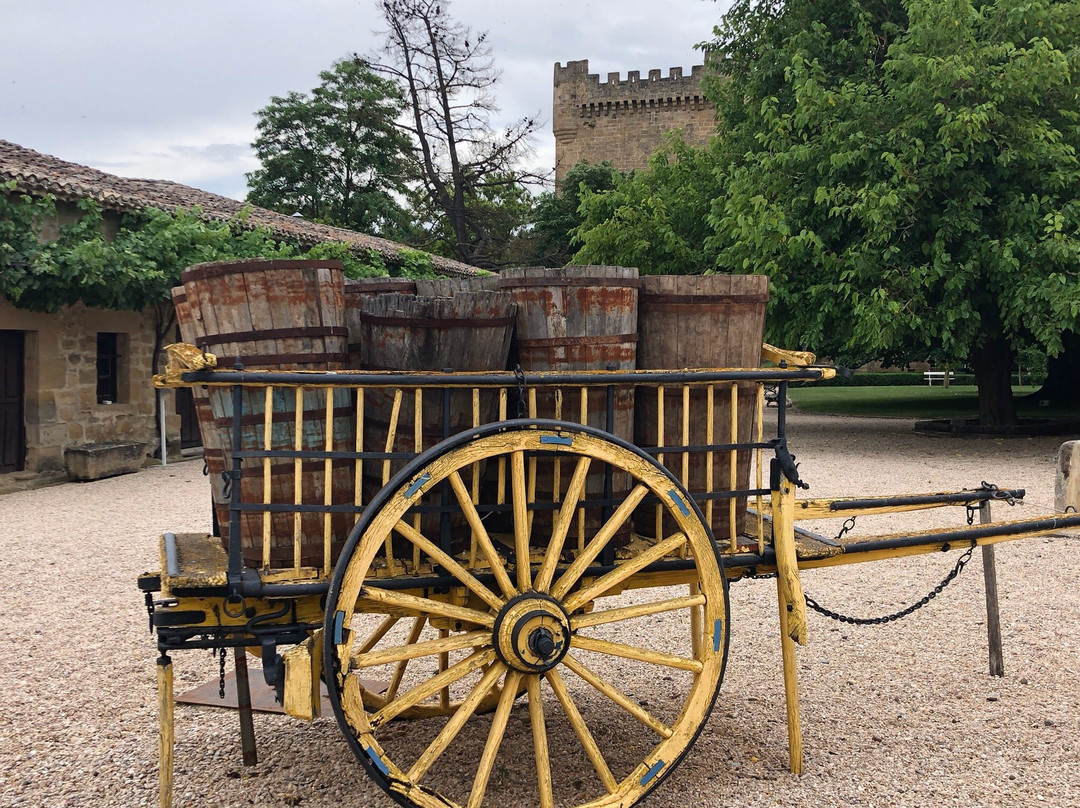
[1032,330,1080,404]
[970,332,1017,427]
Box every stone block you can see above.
[64,442,146,482]
[1055,441,1080,513]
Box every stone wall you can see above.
[553,59,715,185]
[1,296,173,473]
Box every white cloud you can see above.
[2,0,728,200]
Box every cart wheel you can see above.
[325,421,729,808]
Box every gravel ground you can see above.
[0,410,1077,808]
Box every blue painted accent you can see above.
[365,746,390,776]
[713,619,723,652]
[405,472,432,498]
[640,759,665,785]
[668,489,691,516]
[540,434,573,446]
[333,610,345,645]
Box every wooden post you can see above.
[980,502,1005,677]
[157,654,174,808]
[234,648,258,766]
[771,467,805,774]
[776,580,803,775]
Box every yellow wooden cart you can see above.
[142,344,1078,808]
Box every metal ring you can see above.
[223,594,247,619]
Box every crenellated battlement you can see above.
[554,60,708,100]
[552,59,714,185]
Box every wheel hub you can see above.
[492,593,571,673]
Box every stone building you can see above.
[0,140,476,481]
[552,59,715,185]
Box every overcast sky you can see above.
[3,0,728,201]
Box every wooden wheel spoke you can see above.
[467,670,523,808]
[352,629,490,669]
[571,594,706,630]
[535,456,591,593]
[512,451,532,591]
[551,484,649,600]
[562,654,673,738]
[571,635,703,673]
[526,676,554,808]
[373,649,496,728]
[406,662,507,782]
[448,470,518,599]
[564,531,688,613]
[383,616,427,702]
[393,519,505,611]
[358,586,495,628]
[546,667,618,793]
[354,615,400,655]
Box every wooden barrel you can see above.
[498,266,639,542]
[171,286,227,517]
[179,259,356,570]
[356,291,517,546]
[634,274,769,545]
[344,277,418,368]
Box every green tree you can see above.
[573,139,722,274]
[370,0,545,267]
[247,58,414,239]
[526,161,624,267]
[706,0,1080,426]
[412,173,535,268]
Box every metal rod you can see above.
[233,647,258,766]
[825,490,1026,511]
[183,367,830,387]
[163,532,179,577]
[227,382,244,582]
[159,389,167,466]
[981,502,1005,677]
[834,514,1080,555]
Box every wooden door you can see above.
[0,331,25,473]
[175,386,201,449]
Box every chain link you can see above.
[835,515,857,541]
[513,365,528,418]
[218,646,227,699]
[804,545,975,626]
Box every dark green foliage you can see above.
[573,0,1080,425]
[707,0,1080,424]
[526,162,624,267]
[573,139,722,274]
[246,58,414,239]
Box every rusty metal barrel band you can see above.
[497,277,642,289]
[181,258,345,281]
[352,313,517,329]
[213,352,350,367]
[197,326,349,345]
[515,333,639,348]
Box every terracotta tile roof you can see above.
[0,139,480,277]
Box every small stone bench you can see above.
[64,442,146,482]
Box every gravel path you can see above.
[0,411,1076,808]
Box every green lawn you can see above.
[784,384,1072,419]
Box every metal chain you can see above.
[835,516,857,541]
[804,545,975,626]
[218,646,228,699]
[513,365,528,418]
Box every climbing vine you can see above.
[0,180,434,314]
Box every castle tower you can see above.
[552,59,714,186]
